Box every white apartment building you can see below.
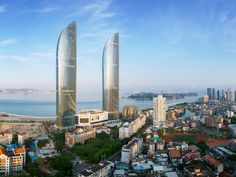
[121,138,143,163]
[119,123,132,139]
[153,95,167,127]
[119,115,146,139]
[0,146,26,175]
[18,133,27,145]
[0,148,9,175]
[0,133,12,146]
[75,109,109,127]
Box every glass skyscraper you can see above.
[102,33,119,119]
[56,21,77,129]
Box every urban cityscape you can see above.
[1,0,236,177]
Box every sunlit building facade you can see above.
[153,95,167,127]
[0,146,26,175]
[102,33,119,119]
[56,21,77,129]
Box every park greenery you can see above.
[165,127,176,134]
[71,132,122,163]
[196,140,209,156]
[48,128,122,176]
[52,131,65,152]
[157,129,165,137]
[38,139,49,149]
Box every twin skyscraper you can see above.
[56,21,119,129]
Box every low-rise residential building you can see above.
[204,155,224,175]
[229,124,236,137]
[132,160,154,173]
[75,109,109,127]
[168,148,182,167]
[184,163,213,177]
[0,132,12,146]
[65,128,96,147]
[166,111,177,120]
[34,136,57,159]
[74,161,112,177]
[184,152,201,161]
[204,116,223,129]
[121,138,143,163]
[228,139,236,152]
[165,171,179,177]
[113,169,125,177]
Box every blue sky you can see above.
[1,0,236,100]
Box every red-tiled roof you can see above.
[162,135,172,142]
[196,135,206,142]
[0,146,7,156]
[204,155,221,166]
[205,138,228,147]
[14,147,25,154]
[169,148,181,158]
[185,152,201,158]
[188,145,198,151]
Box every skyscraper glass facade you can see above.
[56,22,77,128]
[102,33,119,119]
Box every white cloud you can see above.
[68,0,117,22]
[0,38,17,47]
[20,7,60,14]
[0,5,6,13]
[0,52,54,62]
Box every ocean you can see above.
[0,93,198,117]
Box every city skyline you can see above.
[1,0,236,100]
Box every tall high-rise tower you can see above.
[207,88,212,100]
[153,95,167,127]
[102,33,119,119]
[56,22,77,129]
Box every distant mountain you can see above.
[128,92,157,100]
[0,89,55,94]
[128,92,198,100]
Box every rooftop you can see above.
[165,172,179,177]
[0,146,7,156]
[124,138,140,149]
[169,148,181,158]
[204,155,221,166]
[14,147,25,154]
[205,137,228,147]
[75,161,111,176]
[184,163,213,177]
[77,109,108,115]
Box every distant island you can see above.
[0,89,55,95]
[128,92,198,100]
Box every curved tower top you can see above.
[56,21,77,129]
[102,33,119,119]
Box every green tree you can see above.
[197,141,209,153]
[166,127,176,134]
[157,129,165,137]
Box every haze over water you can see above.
[0,93,198,117]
